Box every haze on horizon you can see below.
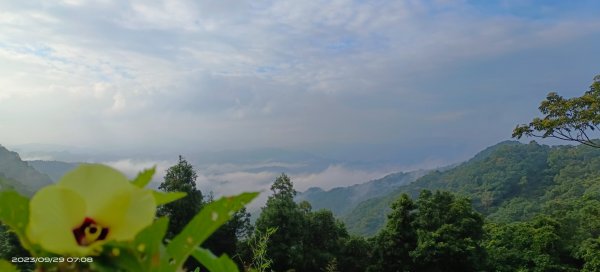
[1,0,600,165]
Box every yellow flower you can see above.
[26,164,156,256]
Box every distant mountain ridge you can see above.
[296,169,430,216]
[0,145,53,195]
[342,140,600,236]
[27,160,79,182]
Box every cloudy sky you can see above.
[1,0,600,166]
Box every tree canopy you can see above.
[513,75,600,147]
[158,155,203,238]
[369,191,485,272]
[158,155,250,271]
[253,174,364,272]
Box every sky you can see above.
[1,0,600,174]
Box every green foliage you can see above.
[323,258,338,272]
[0,162,259,272]
[191,247,239,272]
[254,174,353,272]
[369,191,485,272]
[158,156,254,271]
[134,166,187,205]
[152,191,188,206]
[513,75,600,148]
[0,145,53,193]
[166,192,258,270]
[368,194,416,272]
[296,171,425,216]
[301,209,348,271]
[129,217,169,271]
[345,141,553,235]
[576,238,600,272]
[131,166,156,188]
[0,176,31,196]
[87,193,257,272]
[484,216,577,272]
[337,236,371,272]
[158,156,204,239]
[269,173,296,200]
[157,156,205,270]
[0,260,19,272]
[254,174,305,271]
[0,191,31,250]
[0,224,33,271]
[248,227,277,272]
[345,140,600,270]
[3,134,600,271]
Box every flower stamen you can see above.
[73,217,109,246]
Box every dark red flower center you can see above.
[73,217,109,246]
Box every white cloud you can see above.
[293,165,392,191]
[102,159,173,180]
[0,0,598,159]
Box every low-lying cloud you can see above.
[293,165,392,191]
[103,158,404,211]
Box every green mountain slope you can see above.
[0,145,53,195]
[0,175,31,195]
[344,141,600,236]
[296,169,429,216]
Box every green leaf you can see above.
[131,167,156,188]
[0,260,19,272]
[134,217,169,272]
[92,244,146,272]
[191,247,239,272]
[0,190,31,249]
[166,192,259,270]
[92,218,170,272]
[152,191,187,206]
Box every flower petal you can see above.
[57,164,133,218]
[96,188,156,241]
[26,186,89,255]
[58,164,156,241]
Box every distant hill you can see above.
[0,145,53,195]
[295,169,429,216]
[343,141,600,236]
[27,160,79,182]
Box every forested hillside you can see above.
[2,141,600,271]
[0,176,30,196]
[344,140,600,237]
[0,145,52,195]
[295,169,428,215]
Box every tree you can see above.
[411,190,485,272]
[254,173,305,271]
[300,209,348,271]
[158,156,204,270]
[158,156,252,271]
[513,75,600,147]
[337,236,371,272]
[369,191,485,272]
[368,194,416,272]
[576,237,600,272]
[158,155,204,238]
[484,216,577,272]
[203,203,252,262]
[0,224,33,271]
[254,174,352,272]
